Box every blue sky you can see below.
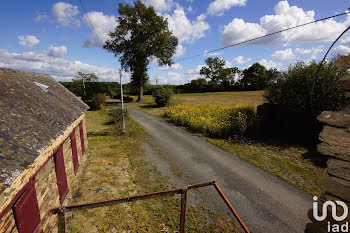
[0,0,350,84]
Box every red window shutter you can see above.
[54,146,69,204]
[79,121,85,155]
[13,180,41,233]
[70,131,79,173]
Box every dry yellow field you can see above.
[125,91,265,117]
[172,91,265,108]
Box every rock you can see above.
[318,126,350,161]
[317,105,350,128]
[317,173,350,201]
[328,159,350,181]
[318,143,350,162]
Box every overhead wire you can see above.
[171,11,350,64]
[76,1,350,81]
[309,25,350,111]
[78,0,105,47]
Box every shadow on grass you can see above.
[139,104,159,109]
[87,132,110,137]
[302,150,329,168]
[103,120,115,126]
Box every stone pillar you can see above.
[305,56,350,233]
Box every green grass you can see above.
[202,137,325,196]
[66,106,237,232]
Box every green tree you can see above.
[241,63,268,90]
[72,72,99,100]
[265,61,349,115]
[200,57,237,84]
[104,0,178,102]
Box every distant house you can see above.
[0,68,89,232]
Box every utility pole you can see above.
[155,75,159,86]
[119,69,125,131]
[82,77,86,96]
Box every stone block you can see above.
[317,173,350,202]
[318,126,350,160]
[328,159,350,181]
[317,105,350,128]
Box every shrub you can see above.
[165,104,256,137]
[85,93,105,110]
[265,61,349,115]
[109,108,129,124]
[152,87,173,107]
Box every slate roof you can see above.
[0,68,89,193]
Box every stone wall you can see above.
[305,105,350,232]
[0,116,87,233]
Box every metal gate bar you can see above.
[46,180,250,233]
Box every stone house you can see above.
[0,68,89,232]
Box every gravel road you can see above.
[128,107,312,233]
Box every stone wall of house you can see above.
[0,116,87,233]
[305,70,350,232]
[35,156,60,233]
[0,209,18,233]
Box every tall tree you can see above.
[200,57,237,84]
[73,72,99,100]
[241,63,268,90]
[104,0,178,102]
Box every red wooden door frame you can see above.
[70,131,79,173]
[54,146,69,204]
[13,179,42,233]
[79,121,85,155]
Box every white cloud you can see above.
[207,0,246,16]
[221,1,349,46]
[52,2,80,27]
[48,45,67,58]
[221,18,266,46]
[82,12,118,48]
[34,12,48,22]
[142,0,174,12]
[158,63,183,71]
[295,46,323,55]
[271,48,295,60]
[203,50,224,56]
[232,55,251,64]
[18,35,40,47]
[0,48,129,82]
[167,72,186,84]
[333,45,350,56]
[187,64,204,80]
[259,59,282,69]
[164,7,210,43]
[174,44,186,57]
[340,36,350,45]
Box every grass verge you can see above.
[202,137,325,196]
[66,106,237,232]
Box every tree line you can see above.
[179,57,280,93]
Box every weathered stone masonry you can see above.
[0,68,89,233]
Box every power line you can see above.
[170,11,350,64]
[78,0,104,47]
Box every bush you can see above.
[165,104,256,137]
[152,87,173,107]
[109,108,129,124]
[91,93,105,110]
[265,61,349,115]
